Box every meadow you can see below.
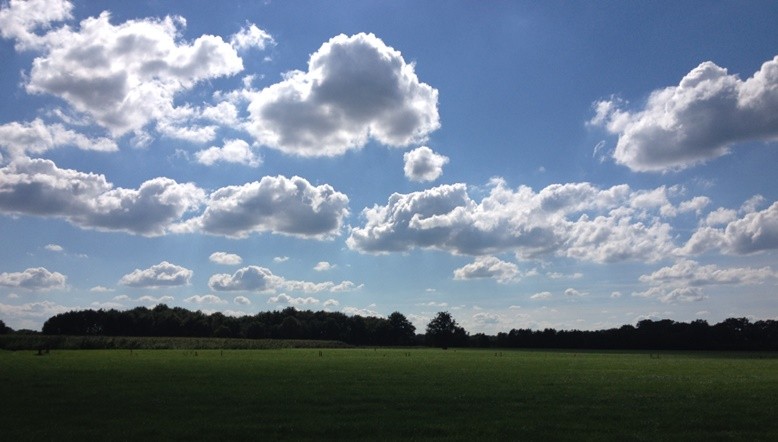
[1,348,777,440]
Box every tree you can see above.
[425,311,467,349]
[0,319,11,334]
[387,312,416,345]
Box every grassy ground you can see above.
[1,348,777,440]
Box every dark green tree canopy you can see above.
[425,311,467,348]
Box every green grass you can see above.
[1,349,777,440]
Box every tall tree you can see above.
[425,311,467,349]
[387,311,416,345]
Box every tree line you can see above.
[4,307,776,350]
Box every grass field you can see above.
[2,348,777,440]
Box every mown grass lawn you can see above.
[2,348,777,440]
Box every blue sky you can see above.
[1,0,778,333]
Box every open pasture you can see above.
[2,348,777,440]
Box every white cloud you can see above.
[273,256,289,263]
[591,56,778,172]
[44,244,63,252]
[0,157,205,236]
[0,0,73,50]
[184,294,227,304]
[639,259,775,287]
[348,178,677,263]
[267,294,320,306]
[245,32,439,156]
[0,119,117,158]
[195,139,261,167]
[230,23,274,51]
[403,146,449,182]
[611,291,623,298]
[182,175,349,239]
[682,202,778,255]
[323,299,340,308]
[564,288,586,297]
[209,266,281,292]
[208,265,361,294]
[209,252,243,266]
[530,291,552,300]
[0,301,71,326]
[314,261,335,272]
[453,256,519,283]
[90,285,114,293]
[233,296,251,305]
[0,267,66,290]
[341,306,383,318]
[634,259,775,303]
[19,9,244,138]
[472,312,502,325]
[118,261,192,288]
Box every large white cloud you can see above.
[0,118,117,158]
[347,178,677,263]
[14,6,243,137]
[591,56,778,171]
[0,267,67,290]
[245,32,439,156]
[453,256,519,283]
[403,146,449,182]
[0,157,204,236]
[118,261,193,288]
[183,175,349,239]
[682,201,778,255]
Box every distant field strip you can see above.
[1,349,777,440]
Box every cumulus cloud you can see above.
[195,139,261,167]
[2,1,244,138]
[0,301,70,327]
[591,56,778,172]
[209,266,281,292]
[230,23,274,51]
[118,261,193,288]
[0,267,67,290]
[634,259,775,303]
[314,261,335,272]
[682,202,778,255]
[564,288,586,297]
[208,265,361,294]
[184,294,227,304]
[403,146,449,182]
[233,296,251,305]
[0,0,72,50]
[182,175,349,239]
[44,244,63,252]
[348,178,679,263]
[0,119,117,158]
[267,294,320,306]
[245,32,439,156]
[0,157,204,236]
[209,252,243,266]
[453,256,519,283]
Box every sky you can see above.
[1,0,778,333]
